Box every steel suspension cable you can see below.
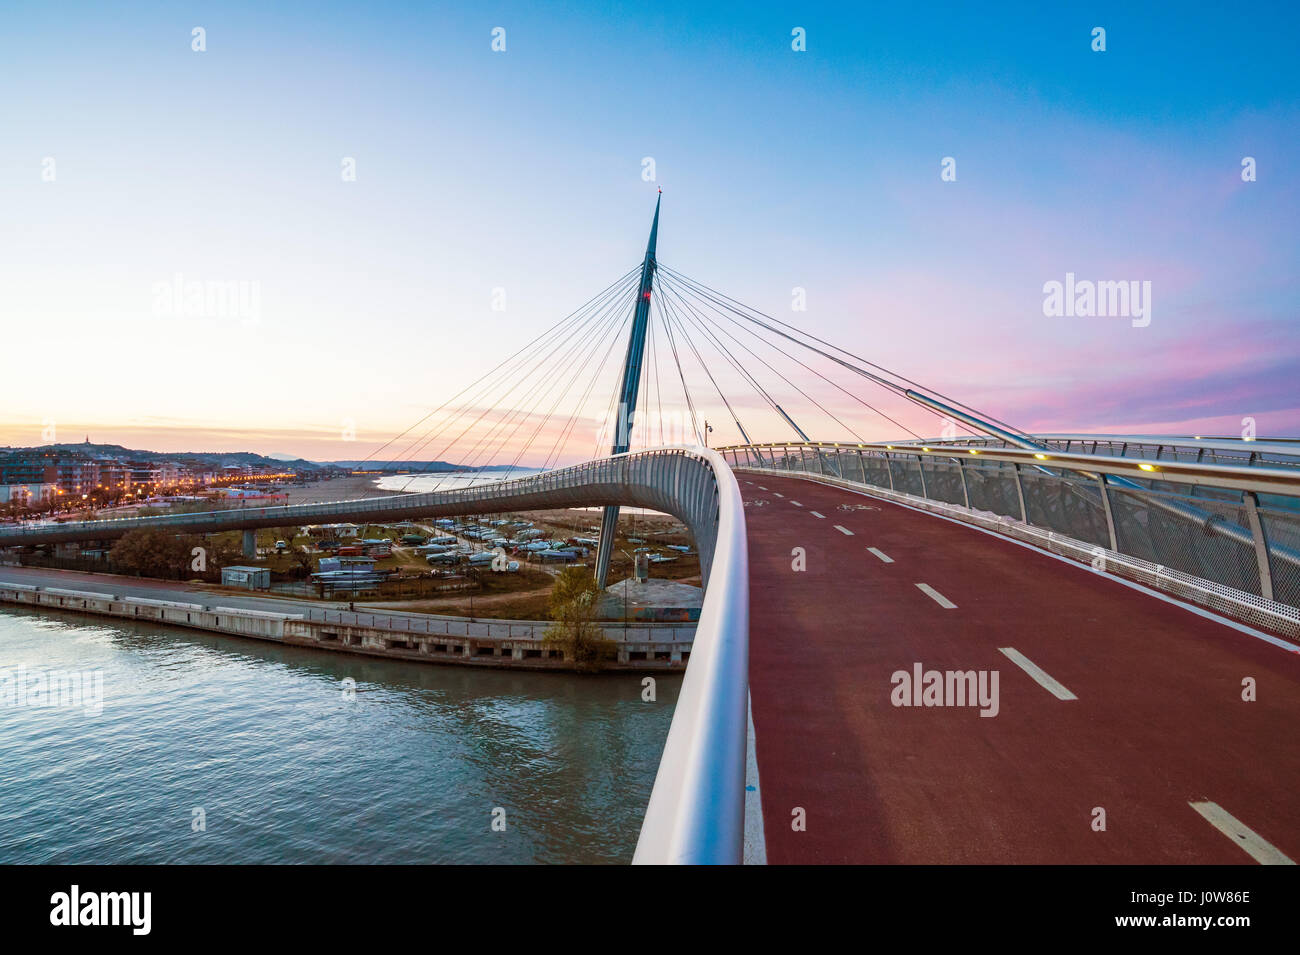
[376,267,642,480]
[654,291,703,445]
[542,298,635,471]
[658,272,911,442]
[396,270,643,489]
[491,282,638,478]
[660,264,1025,440]
[447,274,637,483]
[355,265,641,472]
[652,273,762,445]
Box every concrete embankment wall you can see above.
[0,582,693,672]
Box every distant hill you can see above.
[0,442,324,472]
[0,443,521,474]
[320,461,519,472]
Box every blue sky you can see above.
[1,1,1296,460]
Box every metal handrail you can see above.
[632,446,749,865]
[948,433,1300,454]
[715,441,1300,495]
[885,433,1300,467]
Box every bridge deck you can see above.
[743,474,1300,864]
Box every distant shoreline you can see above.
[278,475,393,505]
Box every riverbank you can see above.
[0,571,693,672]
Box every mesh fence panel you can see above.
[847,453,868,484]
[964,462,1022,517]
[1109,487,1262,595]
[834,452,861,485]
[890,457,924,497]
[861,456,894,490]
[1260,506,1300,607]
[919,459,966,506]
[1020,471,1111,548]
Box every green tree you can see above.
[543,567,616,671]
[110,529,203,579]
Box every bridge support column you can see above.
[594,505,620,587]
[594,194,661,589]
[241,529,256,558]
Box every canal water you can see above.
[0,607,680,864]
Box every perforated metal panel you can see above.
[1108,486,1262,595]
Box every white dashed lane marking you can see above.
[790,501,803,507]
[997,647,1077,700]
[868,547,893,563]
[915,583,956,609]
[1188,802,1295,865]
[810,511,825,519]
[833,525,854,536]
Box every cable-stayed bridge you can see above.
[4,199,1299,866]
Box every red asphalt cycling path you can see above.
[741,473,1300,864]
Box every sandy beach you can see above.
[280,475,394,505]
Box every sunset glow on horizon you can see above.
[3,1,1296,464]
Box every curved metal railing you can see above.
[631,447,749,865]
[719,440,1300,625]
[717,440,1300,495]
[885,433,1300,471]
